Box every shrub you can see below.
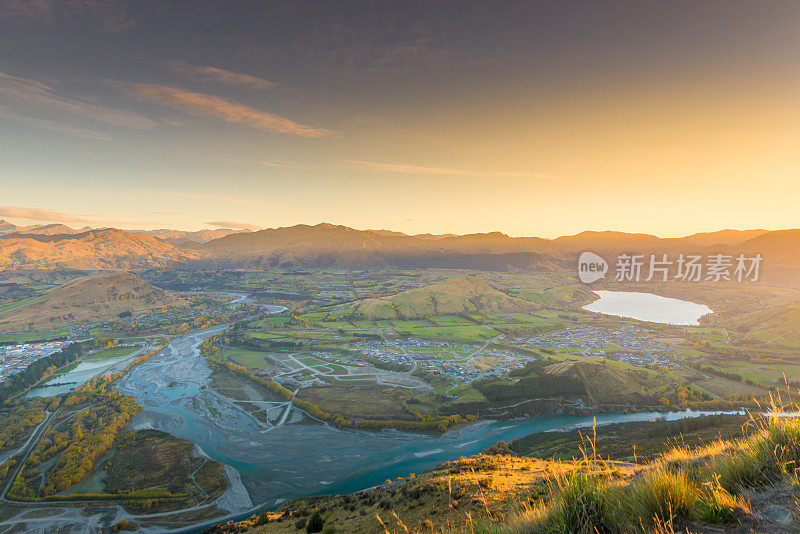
[306,510,324,533]
[111,520,137,532]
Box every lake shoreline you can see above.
[583,289,714,325]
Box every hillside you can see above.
[0,221,91,236]
[203,224,784,265]
[202,223,562,268]
[219,413,800,534]
[0,271,185,330]
[198,223,800,285]
[0,228,204,270]
[723,301,800,347]
[353,275,532,319]
[472,358,692,415]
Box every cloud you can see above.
[260,158,546,178]
[0,104,112,140]
[261,159,296,168]
[206,220,262,231]
[0,206,85,223]
[167,60,277,90]
[260,159,327,170]
[0,0,137,33]
[0,69,154,129]
[345,159,539,178]
[111,81,336,137]
[146,211,179,215]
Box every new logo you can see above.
[578,252,608,283]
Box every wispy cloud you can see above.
[0,0,137,33]
[260,159,327,170]
[345,159,540,178]
[0,69,154,129]
[0,206,85,223]
[167,60,277,90]
[111,81,336,138]
[207,220,261,231]
[167,191,277,208]
[261,159,297,168]
[0,104,112,140]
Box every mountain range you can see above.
[0,228,203,270]
[0,220,248,244]
[0,222,797,285]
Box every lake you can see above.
[25,346,143,397]
[582,290,713,325]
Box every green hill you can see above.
[352,275,532,319]
[724,301,800,347]
[471,358,693,413]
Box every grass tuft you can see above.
[696,476,748,523]
[630,467,697,527]
[547,464,616,534]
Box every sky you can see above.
[0,0,798,238]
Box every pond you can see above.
[25,346,142,397]
[582,290,713,325]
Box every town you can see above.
[344,337,531,385]
[513,325,679,369]
[0,341,74,382]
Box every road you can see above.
[0,405,62,501]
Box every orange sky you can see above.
[1,1,799,237]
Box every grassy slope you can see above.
[474,358,690,413]
[0,271,185,331]
[353,276,534,319]
[213,454,606,534]
[221,413,800,534]
[511,414,749,462]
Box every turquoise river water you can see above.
[111,325,740,514]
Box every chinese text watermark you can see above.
[578,252,762,283]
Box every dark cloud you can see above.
[0,0,137,33]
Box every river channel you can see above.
[114,324,741,514]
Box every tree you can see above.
[306,510,324,533]
[256,509,269,526]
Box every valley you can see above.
[0,227,800,531]
[4,4,798,530]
